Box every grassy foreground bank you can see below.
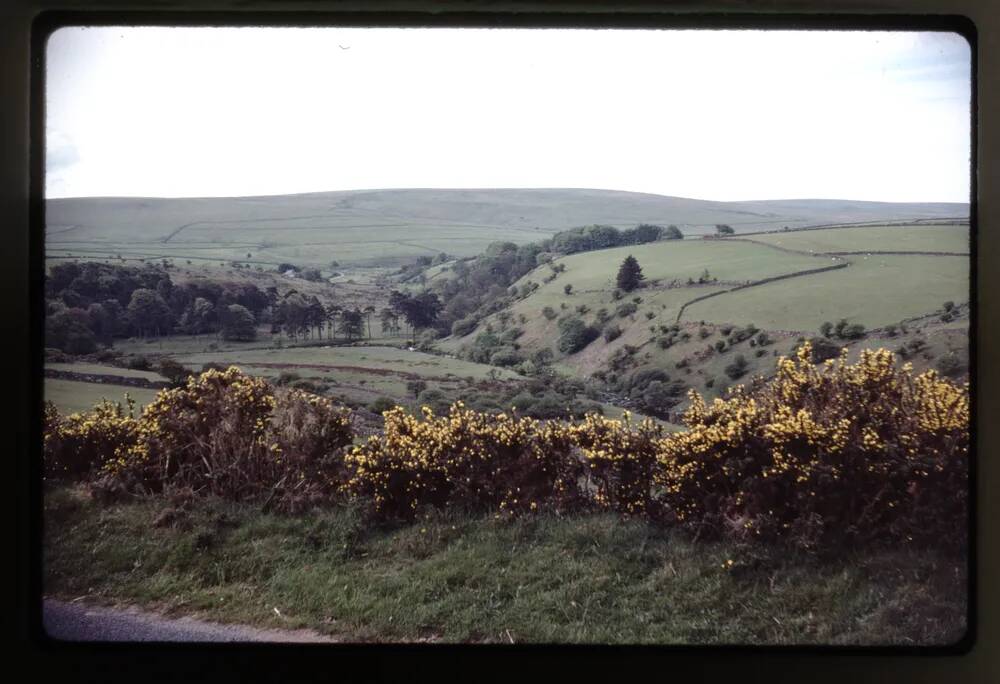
[43,485,966,645]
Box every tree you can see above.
[389,290,442,333]
[306,297,327,338]
[640,380,684,417]
[274,292,311,339]
[564,283,573,295]
[221,304,257,341]
[451,316,477,338]
[363,305,376,339]
[101,298,127,338]
[531,348,554,367]
[819,321,834,338]
[85,302,114,345]
[380,307,401,337]
[378,306,399,337]
[625,224,664,244]
[724,354,749,380]
[338,308,365,341]
[406,380,428,399]
[126,288,173,338]
[158,358,192,387]
[715,224,735,236]
[325,304,342,340]
[808,337,842,362]
[45,308,97,354]
[180,297,216,335]
[663,225,683,240]
[840,323,867,340]
[557,318,600,354]
[616,255,644,292]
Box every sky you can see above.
[45,27,971,203]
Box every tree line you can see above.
[416,223,680,341]
[44,261,457,355]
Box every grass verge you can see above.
[43,485,966,645]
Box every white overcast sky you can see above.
[45,27,971,202]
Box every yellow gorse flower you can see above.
[44,345,968,545]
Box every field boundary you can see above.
[824,250,969,257]
[674,262,852,324]
[713,236,851,259]
[44,368,170,391]
[728,218,969,239]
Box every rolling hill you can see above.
[438,222,971,411]
[46,188,968,267]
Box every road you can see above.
[42,599,337,643]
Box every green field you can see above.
[47,223,548,268]
[162,345,522,407]
[682,255,969,331]
[169,346,522,381]
[745,224,970,254]
[46,362,165,381]
[44,378,161,415]
[110,331,406,358]
[522,240,827,295]
[111,331,300,357]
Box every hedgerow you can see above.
[343,404,587,519]
[43,347,969,551]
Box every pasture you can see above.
[168,346,522,381]
[164,345,523,407]
[45,362,165,382]
[46,223,549,268]
[44,378,160,415]
[521,239,827,296]
[745,223,970,254]
[681,255,969,331]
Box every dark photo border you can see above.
[11,3,993,682]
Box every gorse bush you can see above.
[43,398,140,481]
[565,412,664,515]
[656,343,969,551]
[343,404,587,520]
[47,367,354,513]
[43,349,969,552]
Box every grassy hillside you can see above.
[444,234,839,353]
[46,189,968,267]
[44,486,966,645]
[442,224,970,411]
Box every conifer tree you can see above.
[616,255,644,292]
